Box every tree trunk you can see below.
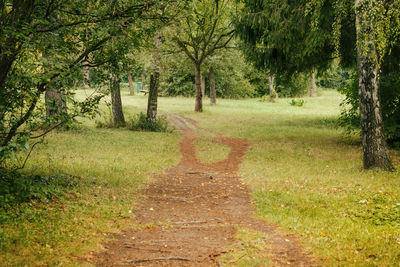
[45,86,67,121]
[142,71,146,91]
[268,75,275,97]
[82,64,90,89]
[110,69,125,126]
[194,63,203,112]
[310,68,317,97]
[268,74,277,102]
[201,73,206,99]
[210,66,216,105]
[147,32,162,122]
[127,70,135,95]
[355,0,393,170]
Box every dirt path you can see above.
[93,115,318,266]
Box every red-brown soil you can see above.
[92,115,319,266]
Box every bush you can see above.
[126,112,171,132]
[289,99,305,107]
[259,92,278,103]
[338,69,400,148]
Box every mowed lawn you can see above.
[1,87,399,266]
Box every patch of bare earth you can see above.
[92,115,319,266]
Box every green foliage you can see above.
[317,62,351,89]
[235,0,334,76]
[337,71,360,134]
[126,113,171,132]
[244,68,270,97]
[258,95,268,102]
[167,0,235,65]
[161,56,195,97]
[339,67,400,148]
[275,72,310,97]
[258,94,277,103]
[289,99,306,107]
[0,0,181,168]
[160,49,257,98]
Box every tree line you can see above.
[1,0,399,171]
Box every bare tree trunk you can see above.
[268,74,277,102]
[45,86,67,120]
[210,66,216,105]
[82,64,90,89]
[268,75,275,97]
[201,73,206,99]
[310,68,317,97]
[127,70,134,95]
[355,0,393,170]
[194,63,203,112]
[147,32,162,122]
[110,68,125,126]
[142,71,146,91]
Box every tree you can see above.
[147,32,163,122]
[235,0,334,77]
[169,0,235,112]
[209,66,216,104]
[110,63,125,126]
[354,0,393,170]
[0,0,178,166]
[310,69,317,97]
[236,0,396,170]
[268,74,277,101]
[127,70,135,95]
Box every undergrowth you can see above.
[96,112,171,132]
[126,112,171,132]
[289,99,305,106]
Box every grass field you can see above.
[1,87,399,266]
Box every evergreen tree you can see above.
[236,0,397,170]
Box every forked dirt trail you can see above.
[94,115,318,266]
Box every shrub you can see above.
[338,69,400,148]
[126,112,171,132]
[259,92,278,103]
[289,99,305,107]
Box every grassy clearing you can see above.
[2,88,399,266]
[0,98,180,266]
[121,89,400,266]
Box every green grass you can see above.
[220,228,272,266]
[117,88,399,266]
[0,101,180,265]
[2,88,399,266]
[194,129,231,162]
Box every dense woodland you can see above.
[1,0,400,266]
